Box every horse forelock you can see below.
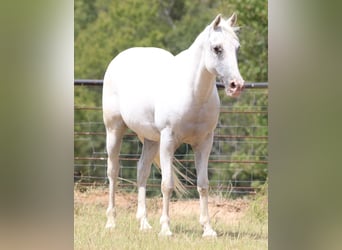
[205,18,239,43]
[218,21,239,42]
[188,16,239,52]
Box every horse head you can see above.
[204,13,244,97]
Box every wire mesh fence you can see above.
[74,80,268,197]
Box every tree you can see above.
[75,0,171,79]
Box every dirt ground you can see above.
[74,188,250,224]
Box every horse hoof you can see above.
[202,228,217,238]
[105,220,116,229]
[158,228,173,237]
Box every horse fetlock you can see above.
[105,216,116,229]
[159,214,172,236]
[139,217,152,231]
[105,207,117,229]
[106,207,116,217]
[159,215,170,225]
[199,215,210,226]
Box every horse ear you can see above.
[227,12,237,27]
[211,14,222,29]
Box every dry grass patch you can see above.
[74,187,267,250]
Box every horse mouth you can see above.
[224,82,244,97]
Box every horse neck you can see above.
[185,28,216,102]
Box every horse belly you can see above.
[120,103,160,142]
[128,122,160,142]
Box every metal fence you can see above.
[74,79,268,196]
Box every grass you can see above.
[74,188,267,250]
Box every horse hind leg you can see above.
[136,138,159,230]
[104,119,127,229]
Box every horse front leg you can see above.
[193,132,217,237]
[158,128,177,236]
[136,139,159,230]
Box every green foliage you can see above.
[74,86,106,183]
[245,181,268,223]
[75,0,170,78]
[232,0,268,82]
[74,0,98,37]
[75,0,267,81]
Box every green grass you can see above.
[74,191,267,250]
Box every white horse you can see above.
[102,13,244,237]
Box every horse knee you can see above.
[161,182,174,195]
[197,177,209,193]
[197,186,208,196]
[107,167,115,178]
[106,206,116,217]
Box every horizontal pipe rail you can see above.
[74,181,261,193]
[74,131,268,140]
[74,107,268,115]
[74,156,268,165]
[74,79,268,89]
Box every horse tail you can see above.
[153,153,194,197]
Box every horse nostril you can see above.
[230,81,236,89]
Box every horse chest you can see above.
[182,106,219,136]
[155,90,220,142]
[166,100,219,144]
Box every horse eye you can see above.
[213,45,223,55]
